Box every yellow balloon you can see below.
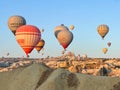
[102,48,108,54]
[8,15,26,35]
[70,25,74,30]
[97,24,109,39]
[35,39,45,53]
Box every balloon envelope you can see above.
[40,29,44,33]
[15,25,41,57]
[54,24,69,38]
[8,15,26,35]
[6,53,9,56]
[35,39,45,53]
[57,30,73,50]
[102,48,108,54]
[107,42,111,47]
[97,24,109,39]
[70,25,75,30]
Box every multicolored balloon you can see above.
[35,39,45,53]
[8,15,26,35]
[97,24,109,39]
[15,25,41,57]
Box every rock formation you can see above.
[0,63,120,90]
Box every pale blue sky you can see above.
[0,0,120,58]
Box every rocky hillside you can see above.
[0,56,120,77]
[0,63,120,90]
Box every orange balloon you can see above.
[15,25,41,57]
[35,39,45,53]
[97,24,109,39]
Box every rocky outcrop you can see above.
[1,58,120,77]
[0,63,120,90]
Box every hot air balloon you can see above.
[102,48,108,54]
[35,39,45,53]
[40,29,44,33]
[97,24,109,39]
[69,25,75,30]
[15,25,41,57]
[8,15,26,35]
[54,24,69,38]
[6,52,9,56]
[107,42,111,47]
[57,30,73,50]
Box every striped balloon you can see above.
[15,25,41,57]
[97,24,109,39]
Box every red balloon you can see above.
[15,25,41,57]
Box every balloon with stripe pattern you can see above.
[15,25,41,57]
[97,24,109,39]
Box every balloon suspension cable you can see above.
[12,31,16,35]
[26,54,29,58]
[64,48,67,51]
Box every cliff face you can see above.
[0,63,120,90]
